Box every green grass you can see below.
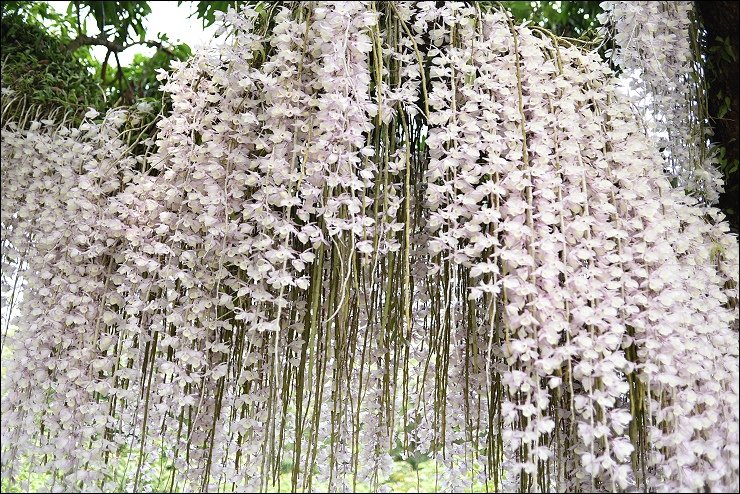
[1,455,502,493]
[263,459,442,493]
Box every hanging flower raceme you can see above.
[0,106,151,491]
[598,1,724,204]
[1,2,737,493]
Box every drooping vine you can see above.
[598,1,724,204]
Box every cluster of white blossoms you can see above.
[1,2,738,493]
[598,1,724,204]
[0,106,152,490]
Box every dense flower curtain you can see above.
[1,2,738,492]
[599,1,723,203]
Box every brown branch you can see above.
[113,50,135,105]
[67,36,177,58]
[101,48,112,82]
[67,34,124,53]
[138,40,176,58]
[74,2,82,35]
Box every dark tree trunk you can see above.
[697,1,739,234]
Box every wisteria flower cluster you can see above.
[598,1,724,204]
[1,2,738,493]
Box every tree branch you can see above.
[138,40,176,58]
[67,34,123,53]
[67,36,177,58]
